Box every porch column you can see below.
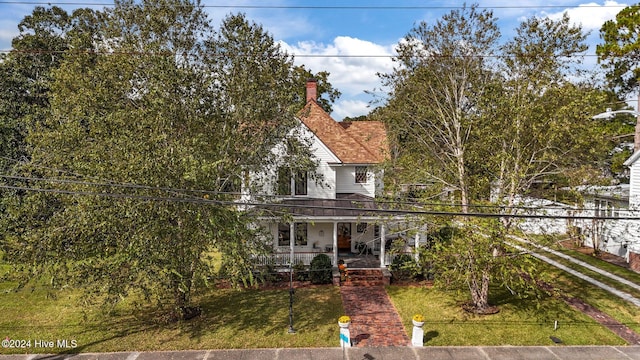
[415,224,427,261]
[272,223,278,251]
[290,222,295,266]
[333,222,338,266]
[379,224,386,268]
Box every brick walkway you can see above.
[339,285,410,347]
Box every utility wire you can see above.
[2,183,639,221]
[0,2,631,9]
[2,172,636,215]
[0,48,611,58]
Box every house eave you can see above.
[624,151,640,167]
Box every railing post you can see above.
[379,224,386,268]
[333,222,338,266]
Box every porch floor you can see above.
[339,253,380,268]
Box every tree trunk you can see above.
[469,271,490,312]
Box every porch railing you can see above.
[254,251,413,267]
[383,251,413,267]
[254,251,335,266]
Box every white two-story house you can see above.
[245,80,401,268]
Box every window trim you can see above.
[295,171,307,195]
[295,223,308,246]
[278,223,290,246]
[355,166,368,184]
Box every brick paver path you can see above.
[339,285,410,347]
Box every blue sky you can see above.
[0,1,630,119]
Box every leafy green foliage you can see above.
[422,218,539,313]
[309,254,332,284]
[376,6,629,312]
[379,4,501,210]
[389,254,417,282]
[293,261,309,281]
[597,4,640,96]
[0,1,336,319]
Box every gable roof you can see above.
[297,101,388,164]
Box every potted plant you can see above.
[412,314,424,327]
[338,315,351,328]
[338,259,348,282]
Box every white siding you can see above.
[630,162,640,208]
[335,166,376,197]
[306,164,335,199]
[304,130,338,199]
[245,121,340,199]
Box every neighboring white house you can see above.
[244,80,406,268]
[622,152,640,271]
[517,163,640,272]
[569,185,635,259]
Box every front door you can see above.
[337,222,351,252]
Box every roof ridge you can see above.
[340,121,388,162]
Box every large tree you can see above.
[379,4,500,213]
[0,6,101,247]
[597,4,640,96]
[378,6,623,313]
[487,14,617,217]
[1,2,334,319]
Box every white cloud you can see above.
[281,36,396,119]
[332,99,372,121]
[543,1,627,31]
[282,36,395,96]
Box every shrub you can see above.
[293,261,309,281]
[390,254,417,281]
[309,253,333,284]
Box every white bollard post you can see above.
[411,315,424,347]
[340,327,351,348]
[338,316,351,348]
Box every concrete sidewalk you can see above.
[2,346,640,360]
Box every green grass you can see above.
[0,285,342,354]
[509,240,640,334]
[536,260,640,334]
[0,252,635,354]
[555,247,640,285]
[513,244,640,300]
[387,285,624,346]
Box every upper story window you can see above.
[277,166,307,196]
[277,166,291,195]
[355,166,368,183]
[295,171,307,195]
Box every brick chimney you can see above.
[306,79,317,103]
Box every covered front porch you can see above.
[255,219,418,268]
[254,195,420,269]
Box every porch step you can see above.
[342,269,389,287]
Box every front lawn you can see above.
[387,285,625,346]
[0,284,342,354]
[0,261,630,354]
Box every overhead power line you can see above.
[2,183,639,221]
[0,2,632,10]
[2,171,635,215]
[0,48,610,59]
